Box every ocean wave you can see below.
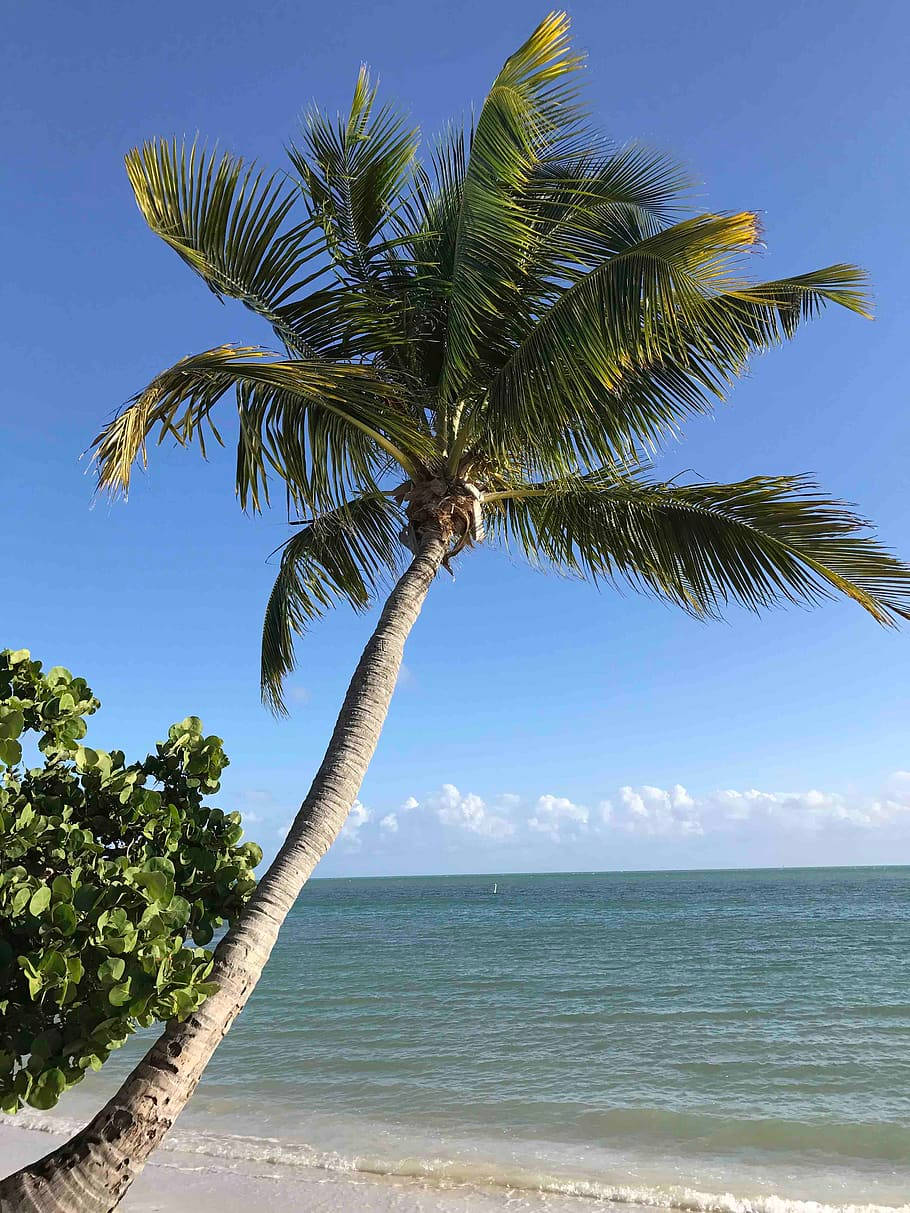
[4,1113,908,1213]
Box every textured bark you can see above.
[0,532,445,1213]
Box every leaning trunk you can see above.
[1,534,446,1212]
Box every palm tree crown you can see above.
[93,11,910,713]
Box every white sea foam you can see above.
[4,1113,907,1213]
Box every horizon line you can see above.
[310,861,910,882]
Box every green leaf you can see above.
[134,869,172,903]
[290,66,418,285]
[0,709,24,739]
[39,950,67,979]
[29,1030,62,1062]
[170,987,197,1017]
[192,922,214,946]
[442,11,584,400]
[26,1068,67,1111]
[90,347,427,511]
[165,896,191,928]
[51,903,78,935]
[108,981,132,1007]
[66,956,84,984]
[11,886,31,915]
[97,957,125,985]
[73,883,100,912]
[0,738,22,766]
[75,746,98,770]
[52,874,74,902]
[28,885,52,917]
[239,842,263,868]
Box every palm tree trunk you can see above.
[0,531,446,1213]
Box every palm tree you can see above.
[5,12,908,1210]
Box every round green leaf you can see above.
[108,981,132,1007]
[28,885,52,917]
[26,1068,66,1111]
[51,874,73,902]
[51,903,77,935]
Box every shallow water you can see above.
[25,867,910,1211]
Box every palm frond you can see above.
[521,143,689,271]
[91,345,435,511]
[125,139,325,355]
[478,215,870,474]
[381,124,469,394]
[290,66,419,282]
[485,472,910,624]
[261,493,404,712]
[441,11,586,400]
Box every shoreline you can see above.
[2,1117,908,1213]
[0,1119,656,1213]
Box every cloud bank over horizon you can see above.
[239,770,910,877]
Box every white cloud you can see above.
[603,778,910,837]
[339,800,372,846]
[528,794,589,840]
[428,783,515,839]
[312,773,910,877]
[617,783,703,836]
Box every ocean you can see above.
[13,867,910,1212]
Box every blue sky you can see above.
[3,0,910,876]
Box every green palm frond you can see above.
[261,493,404,713]
[518,144,689,281]
[91,346,435,511]
[441,11,587,400]
[125,139,326,355]
[478,218,870,473]
[103,12,902,707]
[721,266,872,333]
[485,472,910,624]
[290,66,419,282]
[382,125,469,393]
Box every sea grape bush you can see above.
[0,648,262,1113]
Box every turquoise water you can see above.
[30,867,910,1210]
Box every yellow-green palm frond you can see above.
[476,226,870,476]
[104,12,902,703]
[91,346,435,512]
[125,139,327,356]
[441,11,587,400]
